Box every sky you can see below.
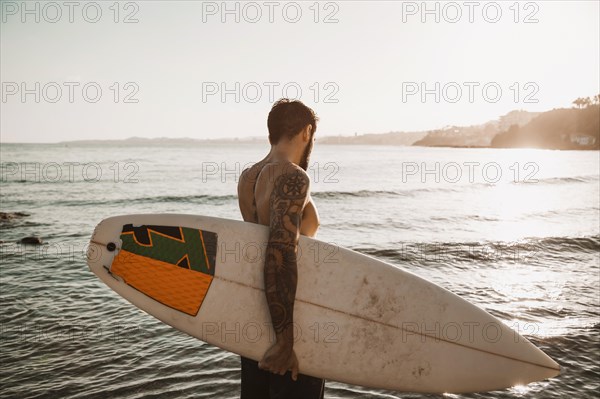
[1,0,599,143]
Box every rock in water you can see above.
[20,236,43,245]
[0,212,30,221]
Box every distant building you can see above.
[570,134,597,146]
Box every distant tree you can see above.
[573,97,587,109]
[594,94,600,105]
[583,97,592,108]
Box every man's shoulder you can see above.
[267,163,310,202]
[239,160,267,188]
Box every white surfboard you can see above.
[87,214,559,394]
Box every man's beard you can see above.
[299,133,314,171]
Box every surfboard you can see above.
[87,214,559,394]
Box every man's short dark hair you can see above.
[267,99,318,145]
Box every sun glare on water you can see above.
[479,149,579,242]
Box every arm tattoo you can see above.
[264,170,309,336]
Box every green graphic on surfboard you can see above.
[120,224,217,275]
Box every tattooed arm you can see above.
[258,167,310,380]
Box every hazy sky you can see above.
[1,0,599,143]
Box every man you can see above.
[237,98,323,399]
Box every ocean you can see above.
[0,143,598,398]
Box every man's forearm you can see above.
[264,241,298,346]
[263,169,308,347]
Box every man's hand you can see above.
[258,340,299,381]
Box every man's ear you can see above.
[303,125,312,141]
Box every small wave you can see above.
[430,214,500,222]
[532,175,599,185]
[312,186,466,199]
[138,194,238,204]
[354,235,600,265]
[528,207,600,219]
[313,190,404,199]
[52,194,238,207]
[528,235,600,253]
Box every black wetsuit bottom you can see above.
[240,356,325,399]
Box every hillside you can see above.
[491,105,599,150]
[412,123,498,148]
[412,110,540,148]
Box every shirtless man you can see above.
[237,99,323,399]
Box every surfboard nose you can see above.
[521,332,560,375]
[537,349,560,377]
[506,344,559,391]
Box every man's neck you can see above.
[269,144,302,167]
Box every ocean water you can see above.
[0,143,598,398]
